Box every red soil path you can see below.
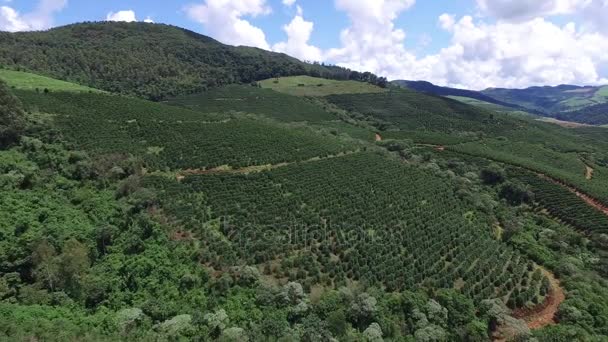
[513,267,565,329]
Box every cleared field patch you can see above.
[447,95,522,113]
[259,75,386,96]
[593,85,608,99]
[0,69,100,93]
[536,117,593,128]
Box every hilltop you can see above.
[0,22,386,100]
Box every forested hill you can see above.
[392,80,522,110]
[0,22,386,100]
[482,84,608,114]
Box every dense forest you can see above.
[0,22,387,100]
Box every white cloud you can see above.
[581,0,608,34]
[0,0,66,32]
[319,0,608,89]
[106,10,156,24]
[325,0,416,80]
[106,10,137,22]
[476,0,590,21]
[272,6,322,62]
[438,13,455,31]
[184,0,271,50]
[425,16,608,89]
[282,0,296,7]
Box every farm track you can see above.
[176,149,361,180]
[513,267,565,329]
[538,174,608,217]
[433,146,608,217]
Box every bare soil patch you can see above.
[537,117,593,128]
[585,165,594,180]
[513,267,565,329]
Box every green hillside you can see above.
[259,75,387,96]
[0,22,385,100]
[482,84,608,114]
[557,102,608,124]
[15,90,355,170]
[2,41,608,341]
[446,95,527,114]
[326,88,520,142]
[165,84,337,122]
[0,69,100,93]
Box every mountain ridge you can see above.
[0,21,386,100]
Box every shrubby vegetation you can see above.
[0,80,26,148]
[425,148,608,339]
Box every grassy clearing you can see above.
[0,69,100,93]
[447,95,521,113]
[259,75,386,96]
[594,86,608,99]
[536,117,593,128]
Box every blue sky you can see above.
[2,0,608,89]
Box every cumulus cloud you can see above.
[184,0,271,50]
[105,10,155,24]
[282,0,296,7]
[0,0,66,32]
[272,6,322,62]
[325,0,416,80]
[319,0,608,89]
[426,16,608,89]
[106,10,137,22]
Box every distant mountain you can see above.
[557,102,608,125]
[392,80,533,113]
[393,80,608,124]
[482,84,608,114]
[393,80,512,106]
[0,22,386,100]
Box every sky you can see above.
[1,0,608,90]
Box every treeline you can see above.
[0,80,25,148]
[0,22,386,100]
